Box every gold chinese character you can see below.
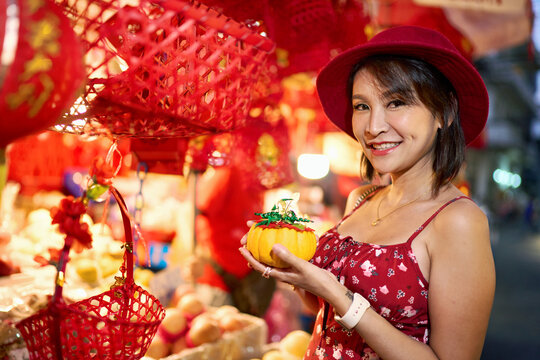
[28,73,54,117]
[20,53,52,81]
[6,83,36,109]
[27,0,45,14]
[28,15,60,55]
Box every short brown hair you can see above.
[349,55,465,196]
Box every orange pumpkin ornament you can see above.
[246,197,317,268]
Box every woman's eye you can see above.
[388,99,405,108]
[353,103,369,111]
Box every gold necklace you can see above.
[371,190,428,226]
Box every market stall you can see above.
[0,0,535,359]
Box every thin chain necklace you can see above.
[371,190,428,226]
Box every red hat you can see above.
[316,26,489,145]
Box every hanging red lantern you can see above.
[0,0,84,148]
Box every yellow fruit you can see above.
[145,335,170,359]
[160,308,187,336]
[75,258,98,283]
[134,267,154,287]
[280,330,311,358]
[246,224,317,268]
[98,256,121,278]
[262,350,298,360]
[187,316,221,346]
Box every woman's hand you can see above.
[238,239,342,304]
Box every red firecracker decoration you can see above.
[0,0,84,148]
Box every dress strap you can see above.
[354,185,383,209]
[407,196,471,245]
[335,185,383,229]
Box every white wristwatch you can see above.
[334,292,371,329]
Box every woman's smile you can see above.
[369,142,401,155]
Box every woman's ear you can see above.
[437,116,444,129]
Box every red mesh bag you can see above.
[53,0,274,138]
[16,187,165,360]
[200,0,267,25]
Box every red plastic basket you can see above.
[53,0,275,138]
[16,187,165,360]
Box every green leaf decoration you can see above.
[254,198,312,228]
[86,184,109,200]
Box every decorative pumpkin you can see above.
[246,196,317,268]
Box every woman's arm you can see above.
[425,200,495,359]
[294,288,319,314]
[239,200,495,360]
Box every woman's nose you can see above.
[366,107,388,136]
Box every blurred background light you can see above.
[297,154,329,180]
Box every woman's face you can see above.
[351,68,441,177]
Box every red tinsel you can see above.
[90,156,116,186]
[50,197,92,253]
[33,248,65,267]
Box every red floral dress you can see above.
[305,189,469,360]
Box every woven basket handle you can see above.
[110,186,134,284]
[52,186,135,303]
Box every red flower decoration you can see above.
[34,247,65,267]
[90,156,116,186]
[50,197,92,253]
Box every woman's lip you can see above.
[369,142,400,156]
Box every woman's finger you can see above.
[239,246,268,274]
[271,244,306,270]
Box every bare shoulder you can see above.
[430,196,489,249]
[344,184,379,214]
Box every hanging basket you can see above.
[16,187,165,360]
[53,0,275,138]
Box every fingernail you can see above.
[247,263,252,268]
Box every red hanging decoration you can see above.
[185,133,234,173]
[130,138,189,175]
[233,101,294,191]
[0,0,85,148]
[264,0,338,76]
[54,0,275,139]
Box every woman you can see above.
[240,26,495,359]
